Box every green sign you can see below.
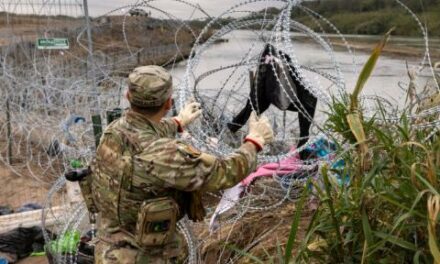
[37,38,69,50]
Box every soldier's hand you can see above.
[244,111,274,151]
[174,100,202,129]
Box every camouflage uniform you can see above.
[90,65,258,263]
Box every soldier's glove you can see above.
[244,111,274,151]
[173,101,202,130]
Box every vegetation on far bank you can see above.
[298,10,439,37]
[193,0,440,37]
[3,0,440,38]
[293,0,440,37]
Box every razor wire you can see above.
[0,0,439,263]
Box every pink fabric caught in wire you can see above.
[209,147,302,232]
[241,147,302,186]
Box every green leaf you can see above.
[361,207,373,248]
[413,250,423,264]
[414,173,439,196]
[390,190,431,232]
[351,28,394,108]
[374,231,417,251]
[361,160,387,189]
[321,165,345,260]
[378,194,426,219]
[294,207,320,263]
[284,182,309,264]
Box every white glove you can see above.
[245,112,274,151]
[174,101,202,129]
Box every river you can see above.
[169,30,438,109]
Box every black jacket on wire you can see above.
[227,44,317,159]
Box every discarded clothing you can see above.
[0,206,13,216]
[16,203,42,213]
[209,137,346,232]
[304,136,349,186]
[77,240,94,264]
[208,184,243,232]
[46,115,87,157]
[301,137,337,160]
[0,226,48,263]
[241,147,302,186]
[46,140,61,157]
[209,147,303,232]
[46,140,89,158]
[227,44,317,159]
[331,159,349,186]
[61,115,86,144]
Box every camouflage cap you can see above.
[127,65,172,107]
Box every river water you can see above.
[170,30,438,108]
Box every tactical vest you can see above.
[78,117,205,250]
[90,119,183,248]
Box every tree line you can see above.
[303,0,439,14]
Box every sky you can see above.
[0,0,285,19]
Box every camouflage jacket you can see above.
[90,109,257,240]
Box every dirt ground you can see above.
[0,137,61,264]
[0,162,53,210]
[17,256,48,264]
[0,169,53,264]
[195,178,314,263]
[0,14,82,47]
[0,134,60,211]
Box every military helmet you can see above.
[127,65,172,107]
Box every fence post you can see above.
[6,96,12,164]
[83,0,102,148]
[91,115,102,149]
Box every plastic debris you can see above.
[61,115,86,144]
[0,226,47,263]
[46,230,80,254]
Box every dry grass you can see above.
[195,178,314,263]
[0,128,63,210]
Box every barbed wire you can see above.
[0,0,438,263]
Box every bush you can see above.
[294,100,440,263]
[291,33,440,263]
[292,0,440,36]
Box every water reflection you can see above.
[170,30,436,107]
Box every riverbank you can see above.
[295,34,440,61]
[334,40,440,62]
[0,14,210,76]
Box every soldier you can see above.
[90,65,274,263]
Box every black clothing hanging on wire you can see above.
[227,44,317,159]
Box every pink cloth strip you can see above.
[241,147,302,186]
